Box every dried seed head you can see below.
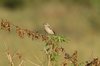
[1,19,11,32]
[70,50,78,64]
[60,47,65,53]
[62,60,67,66]
[55,47,60,53]
[16,27,26,38]
[62,63,67,66]
[64,53,70,59]
[16,53,22,60]
[41,35,49,41]
[25,29,33,38]
[85,57,100,66]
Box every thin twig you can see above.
[5,52,14,66]
[44,47,48,54]
[34,55,42,64]
[48,55,52,66]
[25,58,40,66]
[18,60,24,66]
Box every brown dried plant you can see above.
[86,58,100,66]
[62,51,78,66]
[1,19,11,32]
[0,19,78,66]
[5,49,24,66]
[1,19,100,66]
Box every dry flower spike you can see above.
[16,26,26,38]
[86,58,100,66]
[1,19,11,32]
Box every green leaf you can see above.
[50,52,59,61]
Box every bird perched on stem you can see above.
[44,23,56,35]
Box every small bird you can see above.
[44,23,55,35]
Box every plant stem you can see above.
[48,55,52,66]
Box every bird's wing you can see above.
[48,26,56,35]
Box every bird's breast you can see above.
[45,27,54,34]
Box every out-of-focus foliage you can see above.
[0,0,24,9]
[89,17,100,32]
[0,0,100,10]
[59,0,92,7]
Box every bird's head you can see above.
[43,23,50,27]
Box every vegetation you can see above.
[0,0,100,10]
[0,0,100,66]
[0,19,100,66]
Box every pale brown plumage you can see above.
[44,23,55,35]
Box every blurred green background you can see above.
[0,0,100,66]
